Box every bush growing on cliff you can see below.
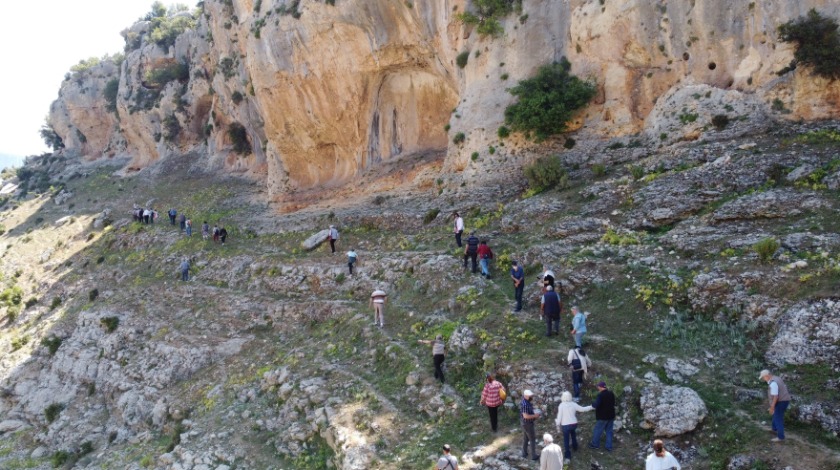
[145,62,190,88]
[753,237,779,263]
[456,51,470,69]
[103,78,120,113]
[163,115,181,142]
[456,0,522,37]
[503,58,596,141]
[778,9,840,79]
[148,3,195,50]
[228,122,252,155]
[39,124,64,151]
[523,156,568,193]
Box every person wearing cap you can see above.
[759,369,791,442]
[370,289,387,328]
[328,225,339,254]
[554,391,593,464]
[570,306,587,348]
[645,439,681,470]
[520,389,541,460]
[480,373,506,432]
[589,381,616,451]
[419,335,446,383]
[436,444,459,470]
[463,231,480,273]
[453,212,465,247]
[540,433,564,470]
[541,285,562,336]
[510,260,525,312]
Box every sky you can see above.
[0,0,158,161]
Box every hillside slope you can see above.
[0,121,839,469]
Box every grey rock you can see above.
[766,299,840,368]
[640,385,707,437]
[302,229,330,251]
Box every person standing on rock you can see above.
[370,289,387,328]
[520,389,541,461]
[179,213,187,232]
[436,444,459,470]
[201,221,210,240]
[541,286,562,337]
[554,391,593,465]
[453,212,464,247]
[219,226,228,245]
[510,260,525,312]
[645,439,681,470]
[477,240,494,278]
[570,306,587,348]
[346,248,358,275]
[480,373,505,433]
[419,334,446,384]
[567,346,591,401]
[539,433,564,470]
[179,257,190,281]
[760,369,791,443]
[168,208,177,225]
[328,225,339,254]
[588,381,616,451]
[463,232,480,273]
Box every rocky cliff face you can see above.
[47,0,840,201]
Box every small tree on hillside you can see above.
[40,124,64,151]
[503,58,596,141]
[778,9,840,79]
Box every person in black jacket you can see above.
[463,232,480,273]
[588,381,616,451]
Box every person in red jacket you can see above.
[477,240,494,278]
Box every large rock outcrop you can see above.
[46,0,840,202]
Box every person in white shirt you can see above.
[567,346,591,401]
[436,444,459,470]
[554,391,593,464]
[453,212,464,247]
[370,289,387,328]
[645,439,681,470]
[539,433,564,470]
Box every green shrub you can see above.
[41,336,63,355]
[423,208,440,224]
[778,9,840,79]
[678,112,699,124]
[40,124,64,151]
[711,114,730,130]
[231,90,244,104]
[455,0,521,37]
[24,297,38,308]
[563,138,576,149]
[500,73,509,80]
[453,132,466,145]
[228,122,252,155]
[456,51,470,68]
[49,297,62,311]
[601,228,640,246]
[145,62,189,88]
[523,156,568,192]
[488,145,496,154]
[607,141,624,150]
[148,5,196,50]
[101,316,120,333]
[444,123,451,131]
[471,152,479,161]
[0,285,24,306]
[591,163,607,177]
[51,450,71,467]
[503,58,596,141]
[630,165,646,180]
[103,78,120,113]
[753,237,779,263]
[497,126,510,139]
[89,289,99,302]
[10,335,29,352]
[163,115,181,142]
[44,403,64,423]
[335,273,346,284]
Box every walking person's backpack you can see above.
[570,349,583,371]
[498,386,507,402]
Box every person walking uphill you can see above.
[346,249,358,275]
[453,212,464,247]
[570,306,587,348]
[328,225,339,254]
[540,434,564,470]
[477,240,494,278]
[179,257,190,281]
[168,208,177,225]
[219,226,228,245]
[589,381,616,451]
[370,289,387,328]
[419,335,446,384]
[520,389,541,461]
[760,369,791,442]
[463,232,480,273]
[541,286,562,337]
[510,260,524,312]
[554,391,593,465]
[567,346,591,401]
[645,439,681,470]
[480,373,506,432]
[179,213,187,232]
[436,444,459,470]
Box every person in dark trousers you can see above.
[520,389,540,460]
[328,225,339,254]
[179,258,190,281]
[219,227,228,245]
[568,346,591,401]
[212,225,220,243]
[463,232,480,273]
[589,381,616,451]
[179,213,187,232]
[541,286,562,336]
[419,335,446,384]
[453,212,464,247]
[346,249,358,275]
[480,373,505,432]
[477,240,494,278]
[511,260,524,312]
[168,208,177,225]
[541,266,555,293]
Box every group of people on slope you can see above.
[132,206,158,224]
[323,224,360,277]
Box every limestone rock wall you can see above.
[46,0,840,199]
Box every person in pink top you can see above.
[480,373,506,433]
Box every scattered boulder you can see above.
[448,324,476,351]
[795,402,840,437]
[640,385,707,437]
[643,354,699,382]
[727,454,756,470]
[302,229,330,251]
[53,189,73,205]
[766,299,840,368]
